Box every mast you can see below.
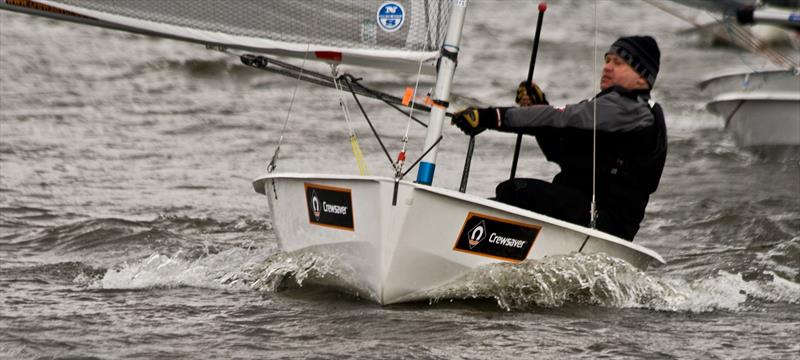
[415,0,468,185]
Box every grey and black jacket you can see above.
[499,86,667,239]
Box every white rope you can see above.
[590,0,599,229]
[402,60,426,152]
[267,44,310,173]
[396,1,437,176]
[395,58,427,174]
[331,65,357,136]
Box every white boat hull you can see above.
[253,173,664,305]
[707,94,800,147]
[700,69,800,148]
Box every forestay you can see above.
[2,0,452,71]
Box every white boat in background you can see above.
[1,0,666,305]
[652,0,800,151]
[700,69,800,148]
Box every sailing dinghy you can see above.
[655,0,800,150]
[2,0,665,305]
[700,69,800,148]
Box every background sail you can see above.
[2,0,452,71]
[654,0,799,69]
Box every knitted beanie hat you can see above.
[606,35,661,88]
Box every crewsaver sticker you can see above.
[453,212,540,263]
[304,183,354,231]
[376,2,405,32]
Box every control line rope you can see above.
[332,65,369,176]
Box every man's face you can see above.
[600,54,648,90]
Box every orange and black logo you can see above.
[304,183,354,231]
[453,212,540,263]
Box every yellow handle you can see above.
[350,134,370,176]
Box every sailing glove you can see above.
[515,81,548,106]
[452,107,505,136]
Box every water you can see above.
[2,1,799,358]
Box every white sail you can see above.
[1,0,452,71]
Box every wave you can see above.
[240,251,800,312]
[7,216,797,311]
[11,244,797,312]
[0,206,59,229]
[246,251,367,297]
[3,215,271,262]
[425,253,800,312]
[3,234,276,292]
[0,261,106,286]
[91,246,273,291]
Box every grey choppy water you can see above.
[2,1,799,359]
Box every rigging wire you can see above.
[396,0,444,179]
[266,44,310,173]
[720,18,799,71]
[590,0,599,229]
[342,76,396,168]
[402,136,443,178]
[253,1,447,179]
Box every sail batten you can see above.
[7,0,452,71]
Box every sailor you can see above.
[453,35,667,241]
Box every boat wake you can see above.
[7,215,797,312]
[246,250,380,302]
[425,253,800,312]
[6,239,800,313]
[231,250,800,312]
[90,248,268,291]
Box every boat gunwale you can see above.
[698,68,800,90]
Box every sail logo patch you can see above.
[304,183,354,231]
[453,212,540,263]
[377,2,405,32]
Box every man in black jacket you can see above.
[453,35,667,241]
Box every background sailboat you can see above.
[650,0,800,153]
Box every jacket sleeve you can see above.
[500,91,655,133]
